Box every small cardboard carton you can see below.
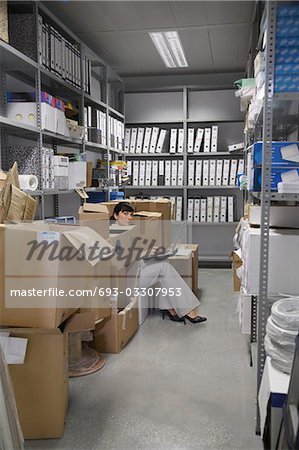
[78,203,109,239]
[229,250,242,291]
[91,297,139,354]
[177,243,199,294]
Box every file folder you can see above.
[165,160,171,186]
[124,129,131,153]
[200,199,207,222]
[204,128,211,152]
[177,160,184,185]
[188,159,195,186]
[222,160,230,185]
[171,160,178,186]
[133,161,139,185]
[130,128,137,153]
[149,127,159,153]
[194,128,204,153]
[170,129,177,154]
[188,128,194,153]
[152,160,158,186]
[227,196,234,222]
[216,160,223,186]
[202,160,209,186]
[158,160,164,186]
[195,160,203,186]
[156,129,167,153]
[145,160,152,186]
[143,128,152,153]
[188,198,194,222]
[209,160,216,186]
[176,197,183,221]
[139,160,146,185]
[229,159,238,185]
[136,128,144,154]
[211,126,218,152]
[178,129,184,153]
[213,196,220,222]
[207,197,213,222]
[194,198,200,222]
[220,196,227,222]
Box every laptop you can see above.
[142,221,186,261]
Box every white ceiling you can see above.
[43,1,255,81]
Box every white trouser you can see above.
[138,260,199,318]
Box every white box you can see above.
[216,159,223,186]
[220,196,227,222]
[139,160,146,185]
[200,199,207,222]
[177,129,184,153]
[188,160,195,186]
[211,126,218,152]
[177,160,184,185]
[207,196,213,223]
[194,128,204,153]
[248,205,299,228]
[171,160,178,186]
[145,160,152,186]
[228,142,244,152]
[152,161,158,186]
[204,128,211,152]
[170,129,177,154]
[202,160,209,186]
[100,111,106,145]
[7,102,56,132]
[130,128,137,153]
[187,128,194,153]
[136,128,144,154]
[176,197,183,221]
[156,129,167,153]
[209,160,216,186]
[68,161,86,189]
[133,161,139,185]
[222,159,230,185]
[187,198,194,222]
[227,196,234,222]
[194,198,200,222]
[149,127,159,153]
[213,196,220,222]
[195,160,202,186]
[229,159,238,185]
[137,293,150,325]
[165,160,171,186]
[143,127,152,153]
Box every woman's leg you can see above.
[139,261,200,318]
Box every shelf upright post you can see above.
[183,86,188,222]
[256,0,276,434]
[0,67,8,169]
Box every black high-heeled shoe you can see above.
[184,315,207,324]
[161,310,186,324]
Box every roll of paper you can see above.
[19,174,39,191]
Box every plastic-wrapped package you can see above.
[271,297,299,331]
[264,334,295,374]
[266,316,297,350]
[0,345,24,450]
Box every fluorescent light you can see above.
[149,31,188,68]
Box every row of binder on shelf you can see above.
[127,160,184,186]
[84,106,124,150]
[125,126,219,154]
[187,196,234,223]
[37,14,91,93]
[188,159,244,186]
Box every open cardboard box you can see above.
[6,311,95,439]
[77,203,109,239]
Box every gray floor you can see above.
[26,269,263,450]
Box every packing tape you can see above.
[18,174,38,191]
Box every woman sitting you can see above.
[111,202,207,324]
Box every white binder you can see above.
[136,128,144,154]
[127,160,132,177]
[149,127,159,153]
[213,196,220,222]
[188,160,195,186]
[170,129,177,154]
[216,160,223,186]
[194,128,204,153]
[187,198,194,222]
[202,160,209,186]
[188,128,194,153]
[171,160,178,186]
[222,160,230,185]
[220,196,227,222]
[200,199,207,222]
[159,160,164,185]
[209,160,216,186]
[194,198,200,222]
[204,128,211,152]
[145,160,152,185]
[195,160,203,186]
[176,197,183,221]
[143,127,152,153]
[178,129,184,153]
[130,128,137,153]
[211,126,218,152]
[177,160,184,185]
[229,159,238,185]
[152,161,158,186]
[227,196,234,222]
[207,197,213,222]
[139,160,146,185]
[133,161,139,185]
[156,129,167,153]
[237,159,245,176]
[165,160,171,186]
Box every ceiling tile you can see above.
[133,2,177,29]
[169,1,208,27]
[97,2,144,31]
[209,26,240,69]
[207,1,248,24]
[179,29,213,70]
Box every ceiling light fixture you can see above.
[149,31,188,68]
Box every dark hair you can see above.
[111,202,134,220]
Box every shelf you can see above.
[108,106,124,119]
[187,152,244,157]
[84,94,107,110]
[42,130,83,146]
[25,189,77,196]
[85,141,107,152]
[126,120,184,125]
[189,221,238,226]
[125,153,183,157]
[187,185,239,190]
[109,148,124,154]
[274,93,299,101]
[0,40,37,73]
[125,185,184,190]
[187,119,243,124]
[40,67,82,99]
[85,187,105,192]
[199,255,230,262]
[0,115,39,137]
[251,192,299,202]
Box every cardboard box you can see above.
[250,142,299,167]
[0,171,6,191]
[86,162,92,187]
[91,297,139,353]
[249,167,299,191]
[168,251,193,289]
[248,205,299,229]
[177,244,199,294]
[0,177,37,223]
[0,222,113,328]
[77,203,109,239]
[229,250,242,291]
[68,161,86,189]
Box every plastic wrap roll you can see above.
[271,297,299,331]
[264,334,295,374]
[18,174,38,191]
[266,317,297,350]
